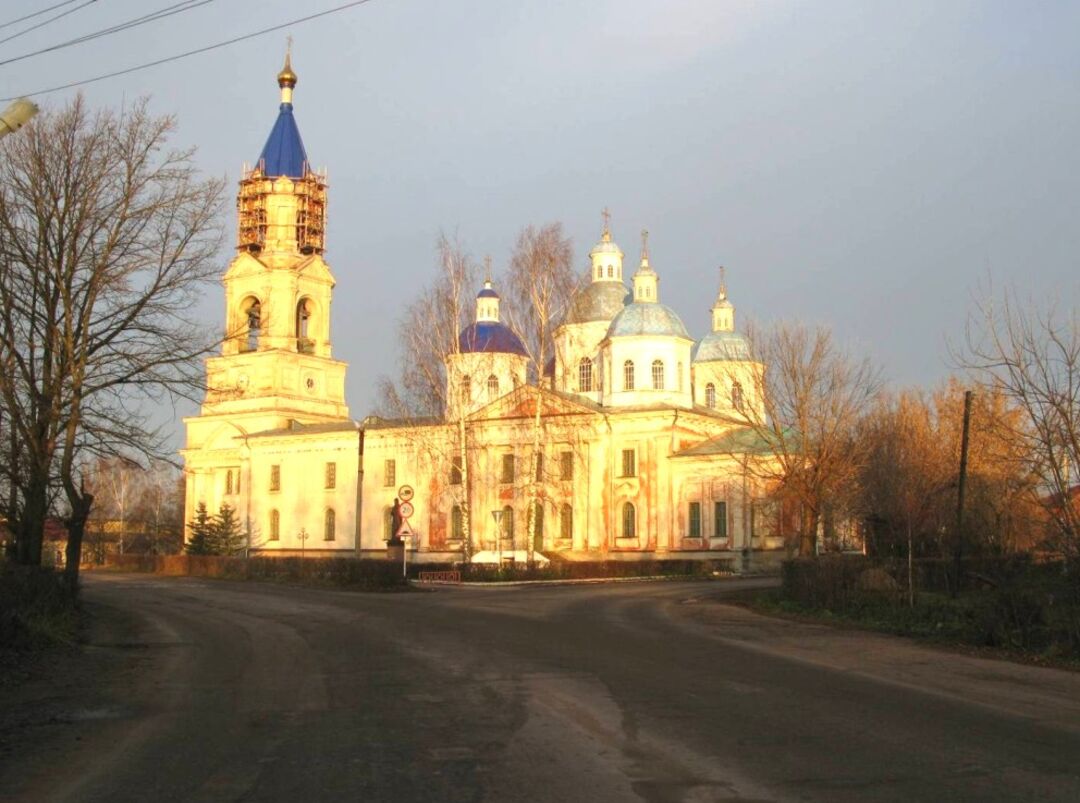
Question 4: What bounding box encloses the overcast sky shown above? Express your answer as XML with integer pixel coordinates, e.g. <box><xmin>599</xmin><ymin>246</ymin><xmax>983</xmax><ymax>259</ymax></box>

<box><xmin>4</xmin><ymin>0</ymin><xmax>1079</xmax><ymax>444</ymax></box>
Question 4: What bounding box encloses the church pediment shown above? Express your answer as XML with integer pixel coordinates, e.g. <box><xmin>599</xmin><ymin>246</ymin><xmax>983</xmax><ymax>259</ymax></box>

<box><xmin>223</xmin><ymin>250</ymin><xmax>267</xmax><ymax>281</ymax></box>
<box><xmin>295</xmin><ymin>255</ymin><xmax>335</xmax><ymax>285</ymax></box>
<box><xmin>468</xmin><ymin>385</ymin><xmax>597</xmax><ymax>422</ymax></box>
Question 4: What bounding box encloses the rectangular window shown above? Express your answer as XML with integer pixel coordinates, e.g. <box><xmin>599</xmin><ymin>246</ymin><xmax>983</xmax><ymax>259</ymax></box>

<box><xmin>270</xmin><ymin>465</ymin><xmax>281</xmax><ymax>492</ymax></box>
<box><xmin>225</xmin><ymin>469</ymin><xmax>233</xmax><ymax>496</ymax></box>
<box><xmin>384</xmin><ymin>459</ymin><xmax>396</xmax><ymax>488</ymax></box>
<box><xmin>559</xmin><ymin>451</ymin><xmax>573</xmax><ymax>481</ymax></box>
<box><xmin>621</xmin><ymin>449</ymin><xmax>636</xmax><ymax>478</ymax></box>
<box><xmin>714</xmin><ymin>501</ymin><xmax>728</xmax><ymax>539</ymax></box>
<box><xmin>689</xmin><ymin>502</ymin><xmax>702</xmax><ymax>538</ymax></box>
<box><xmin>269</xmin><ymin>510</ymin><xmax>280</xmax><ymax>540</ymax></box>
<box><xmin>325</xmin><ymin>462</ymin><xmax>337</xmax><ymax>490</ymax></box>
<box><xmin>500</xmin><ymin>454</ymin><xmax>515</xmax><ymax>484</ymax></box>
<box><xmin>450</xmin><ymin>456</ymin><xmax>462</xmax><ymax>485</ymax></box>
<box><xmin>534</xmin><ymin>449</ymin><xmax>543</xmax><ymax>482</ymax></box>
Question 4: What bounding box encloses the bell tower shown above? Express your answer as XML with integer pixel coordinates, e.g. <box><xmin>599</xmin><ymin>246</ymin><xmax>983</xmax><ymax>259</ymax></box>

<box><xmin>191</xmin><ymin>51</ymin><xmax>350</xmax><ymax>429</ymax></box>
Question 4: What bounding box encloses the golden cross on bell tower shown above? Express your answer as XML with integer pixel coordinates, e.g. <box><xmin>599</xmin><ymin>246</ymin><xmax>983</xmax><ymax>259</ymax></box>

<box><xmin>640</xmin><ymin>228</ymin><xmax>649</xmax><ymax>255</ymax></box>
<box><xmin>601</xmin><ymin>206</ymin><xmax>611</xmax><ymax>240</ymax></box>
<box><xmin>718</xmin><ymin>265</ymin><xmax>727</xmax><ymax>297</ymax></box>
<box><xmin>483</xmin><ymin>254</ymin><xmax>493</xmax><ymax>284</ymax></box>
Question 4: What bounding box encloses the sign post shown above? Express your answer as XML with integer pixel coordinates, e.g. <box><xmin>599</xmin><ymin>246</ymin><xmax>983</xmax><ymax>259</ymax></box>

<box><xmin>398</xmin><ymin>486</ymin><xmax>415</xmax><ymax>577</ymax></box>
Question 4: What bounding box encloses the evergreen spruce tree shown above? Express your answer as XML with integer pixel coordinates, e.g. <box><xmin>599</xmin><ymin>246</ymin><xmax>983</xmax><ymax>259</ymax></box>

<box><xmin>212</xmin><ymin>503</ymin><xmax>246</xmax><ymax>556</ymax></box>
<box><xmin>185</xmin><ymin>502</ymin><xmax>214</xmax><ymax>555</ymax></box>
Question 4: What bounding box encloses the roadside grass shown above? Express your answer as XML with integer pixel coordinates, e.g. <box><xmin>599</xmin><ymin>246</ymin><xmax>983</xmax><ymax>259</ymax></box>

<box><xmin>736</xmin><ymin>585</ymin><xmax>1080</xmax><ymax>670</ymax></box>
<box><xmin>0</xmin><ymin>563</ymin><xmax>79</xmax><ymax>654</ymax></box>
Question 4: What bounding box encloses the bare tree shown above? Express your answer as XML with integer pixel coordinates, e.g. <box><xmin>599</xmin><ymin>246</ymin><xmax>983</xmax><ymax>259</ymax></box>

<box><xmin>733</xmin><ymin>322</ymin><xmax>882</xmax><ymax>556</ymax></box>
<box><xmin>504</xmin><ymin>223</ymin><xmax>576</xmax><ymax>564</ymax></box>
<box><xmin>961</xmin><ymin>288</ymin><xmax>1080</xmax><ymax>562</ymax></box>
<box><xmin>377</xmin><ymin>232</ymin><xmax>483</xmax><ymax>561</ymax></box>
<box><xmin>0</xmin><ymin>96</ymin><xmax>224</xmax><ymax>581</ymax></box>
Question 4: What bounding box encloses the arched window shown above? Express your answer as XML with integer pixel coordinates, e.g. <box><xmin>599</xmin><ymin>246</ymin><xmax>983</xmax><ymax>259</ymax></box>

<box><xmin>607</xmin><ymin>265</ymin><xmax>614</xmax><ymax>278</ymax></box>
<box><xmin>622</xmin><ymin>502</ymin><xmax>636</xmax><ymax>539</ymax></box>
<box><xmin>560</xmin><ymin>504</ymin><xmax>573</xmax><ymax>541</ymax></box>
<box><xmin>269</xmin><ymin>509</ymin><xmax>280</xmax><ymax>541</ymax></box>
<box><xmin>242</xmin><ymin>298</ymin><xmax>261</xmax><ymax>352</ymax></box>
<box><xmin>623</xmin><ymin>360</ymin><xmax>635</xmax><ymax>391</ymax></box>
<box><xmin>324</xmin><ymin>508</ymin><xmax>336</xmax><ymax>541</ymax></box>
<box><xmin>461</xmin><ymin>375</ymin><xmax>471</xmax><ymax>403</ymax></box>
<box><xmin>732</xmin><ymin>381</ymin><xmax>744</xmax><ymax>411</ymax></box>
<box><xmin>502</xmin><ymin>505</ymin><xmax>514</xmax><ymax>544</ymax></box>
<box><xmin>651</xmin><ymin>359</ymin><xmax>664</xmax><ymax>390</ymax></box>
<box><xmin>578</xmin><ymin>358</ymin><xmax>593</xmax><ymax>392</ymax></box>
<box><xmin>487</xmin><ymin>374</ymin><xmax>500</xmax><ymax>399</ymax></box>
<box><xmin>705</xmin><ymin>383</ymin><xmax>716</xmax><ymax>409</ymax></box>
<box><xmin>451</xmin><ymin>505</ymin><xmax>463</xmax><ymax>540</ymax></box>
<box><xmin>296</xmin><ymin>299</ymin><xmax>314</xmax><ymax>352</ymax></box>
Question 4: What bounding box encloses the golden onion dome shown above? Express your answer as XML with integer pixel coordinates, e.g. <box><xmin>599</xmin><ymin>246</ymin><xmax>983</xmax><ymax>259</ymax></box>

<box><xmin>277</xmin><ymin>52</ymin><xmax>297</xmax><ymax>89</ymax></box>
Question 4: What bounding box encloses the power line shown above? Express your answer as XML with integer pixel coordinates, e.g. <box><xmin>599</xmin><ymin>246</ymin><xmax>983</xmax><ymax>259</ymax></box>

<box><xmin>0</xmin><ymin>1</ymin><xmax>216</xmax><ymax>69</ymax></box>
<box><xmin>2</xmin><ymin>0</ymin><xmax>376</xmax><ymax>101</ymax></box>
<box><xmin>0</xmin><ymin>0</ymin><xmax>99</xmax><ymax>47</ymax></box>
<box><xmin>0</xmin><ymin>0</ymin><xmax>79</xmax><ymax>32</ymax></box>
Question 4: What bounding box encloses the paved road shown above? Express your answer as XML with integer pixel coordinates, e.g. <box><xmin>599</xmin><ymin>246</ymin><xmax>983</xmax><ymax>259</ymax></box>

<box><xmin>4</xmin><ymin>574</ymin><xmax>1080</xmax><ymax>802</ymax></box>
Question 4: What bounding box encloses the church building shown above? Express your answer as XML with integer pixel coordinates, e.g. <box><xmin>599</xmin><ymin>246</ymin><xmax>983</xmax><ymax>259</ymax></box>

<box><xmin>181</xmin><ymin>57</ymin><xmax>788</xmax><ymax>561</ymax></box>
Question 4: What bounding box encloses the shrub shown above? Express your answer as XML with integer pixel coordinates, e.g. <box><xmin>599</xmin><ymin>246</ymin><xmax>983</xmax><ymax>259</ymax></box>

<box><xmin>0</xmin><ymin>563</ymin><xmax>79</xmax><ymax>650</ymax></box>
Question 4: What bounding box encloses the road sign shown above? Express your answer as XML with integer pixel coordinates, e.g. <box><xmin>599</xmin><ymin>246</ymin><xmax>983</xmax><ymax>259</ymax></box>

<box><xmin>399</xmin><ymin>501</ymin><xmax>414</xmax><ymax>519</ymax></box>
<box><xmin>396</xmin><ymin>519</ymin><xmax>414</xmax><ymax>537</ymax></box>
<box><xmin>398</xmin><ymin>485</ymin><xmax>414</xmax><ymax>502</ymax></box>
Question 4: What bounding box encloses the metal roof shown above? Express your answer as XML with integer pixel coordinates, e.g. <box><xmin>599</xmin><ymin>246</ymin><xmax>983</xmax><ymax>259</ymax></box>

<box><xmin>606</xmin><ymin>302</ymin><xmax>691</xmax><ymax>340</ymax></box>
<box><xmin>458</xmin><ymin>321</ymin><xmax>528</xmax><ymax>356</ymax></box>
<box><xmin>258</xmin><ymin>103</ymin><xmax>308</xmax><ymax>178</ymax></box>
<box><xmin>564</xmin><ymin>281</ymin><xmax>631</xmax><ymax>325</ymax></box>
<box><xmin>692</xmin><ymin>331</ymin><xmax>752</xmax><ymax>362</ymax></box>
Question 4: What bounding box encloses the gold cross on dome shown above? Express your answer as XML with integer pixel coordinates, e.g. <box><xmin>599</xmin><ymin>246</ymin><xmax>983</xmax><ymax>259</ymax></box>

<box><xmin>601</xmin><ymin>207</ymin><xmax>611</xmax><ymax>234</ymax></box>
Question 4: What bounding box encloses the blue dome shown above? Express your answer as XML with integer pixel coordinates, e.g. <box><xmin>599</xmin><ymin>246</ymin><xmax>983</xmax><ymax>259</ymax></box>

<box><xmin>458</xmin><ymin>322</ymin><xmax>528</xmax><ymax>357</ymax></box>
<box><xmin>693</xmin><ymin>331</ymin><xmax>752</xmax><ymax>362</ymax></box>
<box><xmin>258</xmin><ymin>103</ymin><xmax>308</xmax><ymax>178</ymax></box>
<box><xmin>477</xmin><ymin>287</ymin><xmax>499</xmax><ymax>299</ymax></box>
<box><xmin>606</xmin><ymin>303</ymin><xmax>691</xmax><ymax>340</ymax></box>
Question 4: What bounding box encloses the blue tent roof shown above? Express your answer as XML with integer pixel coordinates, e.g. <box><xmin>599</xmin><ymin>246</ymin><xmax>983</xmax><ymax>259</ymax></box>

<box><xmin>258</xmin><ymin>103</ymin><xmax>308</xmax><ymax>178</ymax></box>
<box><xmin>458</xmin><ymin>321</ymin><xmax>528</xmax><ymax>357</ymax></box>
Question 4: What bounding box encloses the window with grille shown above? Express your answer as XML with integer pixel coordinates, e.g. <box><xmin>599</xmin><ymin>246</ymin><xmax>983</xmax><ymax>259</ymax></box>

<box><xmin>502</xmin><ymin>505</ymin><xmax>514</xmax><ymax>540</ymax></box>
<box><xmin>269</xmin><ymin>509</ymin><xmax>280</xmax><ymax>540</ymax></box>
<box><xmin>487</xmin><ymin>374</ymin><xmax>499</xmax><ymax>399</ymax></box>
<box><xmin>622</xmin><ymin>502</ymin><xmax>636</xmax><ymax>539</ymax></box>
<box><xmin>623</xmin><ymin>360</ymin><xmax>635</xmax><ymax>391</ymax></box>
<box><xmin>225</xmin><ymin>469</ymin><xmax>234</xmax><ymax>495</ymax></box>
<box><xmin>560</xmin><ymin>451</ymin><xmax>573</xmax><ymax>481</ymax></box>
<box><xmin>651</xmin><ymin>359</ymin><xmax>664</xmax><ymax>390</ymax></box>
<box><xmin>450</xmin><ymin>456</ymin><xmax>463</xmax><ymax>485</ymax></box>
<box><xmin>732</xmin><ymin>381</ymin><xmax>744</xmax><ymax>411</ymax></box>
<box><xmin>384</xmin><ymin>459</ymin><xmax>396</xmax><ymax>487</ymax></box>
<box><xmin>270</xmin><ymin>465</ymin><xmax>280</xmax><ymax>492</ymax></box>
<box><xmin>578</xmin><ymin>358</ymin><xmax>593</xmax><ymax>392</ymax></box>
<box><xmin>689</xmin><ymin>502</ymin><xmax>702</xmax><ymax>538</ymax></box>
<box><xmin>324</xmin><ymin>508</ymin><xmax>336</xmax><ymax>541</ymax></box>
<box><xmin>714</xmin><ymin>501</ymin><xmax>728</xmax><ymax>539</ymax></box>
<box><xmin>705</xmin><ymin>383</ymin><xmax>716</xmax><ymax>409</ymax></box>
<box><xmin>451</xmin><ymin>505</ymin><xmax>463</xmax><ymax>540</ymax></box>
<box><xmin>500</xmin><ymin>454</ymin><xmax>515</xmax><ymax>484</ymax></box>
<box><xmin>621</xmin><ymin>449</ymin><xmax>636</xmax><ymax>478</ymax></box>
<box><xmin>325</xmin><ymin>462</ymin><xmax>336</xmax><ymax>489</ymax></box>
<box><xmin>560</xmin><ymin>504</ymin><xmax>573</xmax><ymax>541</ymax></box>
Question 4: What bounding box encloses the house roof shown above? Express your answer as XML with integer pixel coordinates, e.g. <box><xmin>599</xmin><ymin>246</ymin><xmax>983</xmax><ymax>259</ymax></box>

<box><xmin>247</xmin><ymin>420</ymin><xmax>358</xmax><ymax>439</ymax></box>
<box><xmin>672</xmin><ymin>427</ymin><xmax>779</xmax><ymax>457</ymax></box>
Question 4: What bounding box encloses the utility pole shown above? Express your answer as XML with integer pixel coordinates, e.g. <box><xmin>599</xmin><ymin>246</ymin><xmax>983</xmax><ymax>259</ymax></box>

<box><xmin>953</xmin><ymin>389</ymin><xmax>973</xmax><ymax>597</ymax></box>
